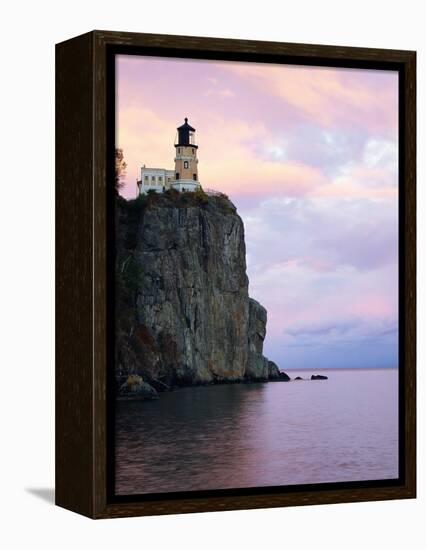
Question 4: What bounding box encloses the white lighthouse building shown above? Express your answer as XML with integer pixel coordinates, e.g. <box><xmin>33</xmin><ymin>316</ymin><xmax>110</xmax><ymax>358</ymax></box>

<box><xmin>137</xmin><ymin>118</ymin><xmax>201</xmax><ymax>195</ymax></box>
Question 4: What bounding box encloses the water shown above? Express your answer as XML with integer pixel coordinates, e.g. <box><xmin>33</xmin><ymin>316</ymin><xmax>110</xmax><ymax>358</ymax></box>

<box><xmin>115</xmin><ymin>368</ymin><xmax>398</xmax><ymax>495</ymax></box>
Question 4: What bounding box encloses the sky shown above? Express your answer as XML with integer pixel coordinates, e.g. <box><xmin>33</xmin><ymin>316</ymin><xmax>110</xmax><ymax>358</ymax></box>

<box><xmin>116</xmin><ymin>54</ymin><xmax>399</xmax><ymax>370</ymax></box>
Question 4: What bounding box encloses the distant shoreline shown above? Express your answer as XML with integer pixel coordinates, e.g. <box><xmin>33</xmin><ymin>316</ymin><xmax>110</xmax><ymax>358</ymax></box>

<box><xmin>283</xmin><ymin>366</ymin><xmax>398</xmax><ymax>372</ymax></box>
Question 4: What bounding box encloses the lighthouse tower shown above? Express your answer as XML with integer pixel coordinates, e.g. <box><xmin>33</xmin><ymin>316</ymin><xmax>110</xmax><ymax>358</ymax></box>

<box><xmin>172</xmin><ymin>118</ymin><xmax>200</xmax><ymax>192</ymax></box>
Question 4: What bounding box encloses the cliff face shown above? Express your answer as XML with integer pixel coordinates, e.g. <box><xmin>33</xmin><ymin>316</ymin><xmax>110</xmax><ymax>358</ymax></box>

<box><xmin>115</xmin><ymin>191</ymin><xmax>279</xmax><ymax>390</ymax></box>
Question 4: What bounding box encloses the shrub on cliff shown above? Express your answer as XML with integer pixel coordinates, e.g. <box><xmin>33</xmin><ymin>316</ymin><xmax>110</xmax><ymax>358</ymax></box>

<box><xmin>120</xmin><ymin>193</ymin><xmax>148</xmax><ymax>212</ymax></box>
<box><xmin>117</xmin><ymin>188</ymin><xmax>237</xmax><ymax>215</ymax></box>
<box><xmin>193</xmin><ymin>187</ymin><xmax>209</xmax><ymax>204</ymax></box>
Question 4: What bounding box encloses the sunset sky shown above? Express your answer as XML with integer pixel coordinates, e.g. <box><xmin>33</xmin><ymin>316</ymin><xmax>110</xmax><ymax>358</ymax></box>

<box><xmin>116</xmin><ymin>54</ymin><xmax>399</xmax><ymax>370</ymax></box>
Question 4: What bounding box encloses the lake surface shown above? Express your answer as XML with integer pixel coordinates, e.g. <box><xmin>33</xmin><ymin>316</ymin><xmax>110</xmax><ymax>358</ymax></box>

<box><xmin>115</xmin><ymin>368</ymin><xmax>398</xmax><ymax>495</ymax></box>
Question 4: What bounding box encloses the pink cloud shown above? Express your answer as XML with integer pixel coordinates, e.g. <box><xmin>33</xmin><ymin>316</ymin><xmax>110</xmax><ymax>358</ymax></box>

<box><xmin>312</xmin><ymin>182</ymin><xmax>398</xmax><ymax>200</ymax></box>
<box><xmin>116</xmin><ymin>56</ymin><xmax>398</xmax><ymax>203</ymax></box>
<box><xmin>348</xmin><ymin>295</ymin><xmax>395</xmax><ymax>318</ymax></box>
<box><xmin>222</xmin><ymin>63</ymin><xmax>398</xmax><ymax>135</ymax></box>
<box><xmin>117</xmin><ymin>103</ymin><xmax>328</xmax><ymax>199</ymax></box>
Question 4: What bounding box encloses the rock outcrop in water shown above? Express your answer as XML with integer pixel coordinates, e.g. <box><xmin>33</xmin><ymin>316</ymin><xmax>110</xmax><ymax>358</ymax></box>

<box><xmin>119</xmin><ymin>374</ymin><xmax>159</xmax><ymax>400</ymax></box>
<box><xmin>115</xmin><ymin>190</ymin><xmax>286</xmax><ymax>394</ymax></box>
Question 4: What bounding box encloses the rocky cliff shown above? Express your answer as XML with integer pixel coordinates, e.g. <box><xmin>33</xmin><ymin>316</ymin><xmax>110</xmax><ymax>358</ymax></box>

<box><xmin>115</xmin><ymin>190</ymin><xmax>283</xmax><ymax>395</ymax></box>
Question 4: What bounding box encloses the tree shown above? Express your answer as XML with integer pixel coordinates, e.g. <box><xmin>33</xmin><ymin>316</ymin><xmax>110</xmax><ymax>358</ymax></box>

<box><xmin>115</xmin><ymin>148</ymin><xmax>127</xmax><ymax>193</ymax></box>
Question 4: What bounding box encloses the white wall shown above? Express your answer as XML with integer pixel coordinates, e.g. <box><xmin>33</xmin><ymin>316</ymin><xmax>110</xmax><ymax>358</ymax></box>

<box><xmin>0</xmin><ymin>1</ymin><xmax>424</xmax><ymax>549</ymax></box>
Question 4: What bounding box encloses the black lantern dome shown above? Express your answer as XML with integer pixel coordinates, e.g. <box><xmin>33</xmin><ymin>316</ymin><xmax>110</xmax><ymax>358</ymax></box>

<box><xmin>175</xmin><ymin>117</ymin><xmax>198</xmax><ymax>148</ymax></box>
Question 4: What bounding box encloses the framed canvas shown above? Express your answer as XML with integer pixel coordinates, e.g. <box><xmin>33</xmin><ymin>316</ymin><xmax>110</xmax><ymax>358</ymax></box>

<box><xmin>55</xmin><ymin>30</ymin><xmax>416</xmax><ymax>519</ymax></box>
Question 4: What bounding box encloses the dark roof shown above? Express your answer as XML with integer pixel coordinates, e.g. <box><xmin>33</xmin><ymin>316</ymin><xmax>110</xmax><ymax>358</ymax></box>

<box><xmin>177</xmin><ymin>117</ymin><xmax>195</xmax><ymax>132</ymax></box>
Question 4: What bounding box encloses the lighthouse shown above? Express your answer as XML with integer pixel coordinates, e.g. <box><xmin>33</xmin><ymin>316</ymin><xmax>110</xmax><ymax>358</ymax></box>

<box><xmin>172</xmin><ymin>118</ymin><xmax>200</xmax><ymax>192</ymax></box>
<box><xmin>138</xmin><ymin>117</ymin><xmax>201</xmax><ymax>194</ymax></box>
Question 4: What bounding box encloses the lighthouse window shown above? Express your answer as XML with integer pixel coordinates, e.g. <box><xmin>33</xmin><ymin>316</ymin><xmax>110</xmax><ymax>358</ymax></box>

<box><xmin>184</xmin><ymin>161</ymin><xmax>189</xmax><ymax>169</ymax></box>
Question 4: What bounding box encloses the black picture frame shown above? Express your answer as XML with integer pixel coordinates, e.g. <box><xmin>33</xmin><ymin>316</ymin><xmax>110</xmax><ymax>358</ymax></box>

<box><xmin>56</xmin><ymin>30</ymin><xmax>416</xmax><ymax>519</ymax></box>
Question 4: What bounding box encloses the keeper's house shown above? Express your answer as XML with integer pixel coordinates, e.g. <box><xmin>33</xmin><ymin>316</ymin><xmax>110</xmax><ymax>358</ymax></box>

<box><xmin>137</xmin><ymin>118</ymin><xmax>201</xmax><ymax>194</ymax></box>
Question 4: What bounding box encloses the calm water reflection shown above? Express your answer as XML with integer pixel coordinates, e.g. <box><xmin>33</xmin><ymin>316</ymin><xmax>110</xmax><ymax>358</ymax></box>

<box><xmin>115</xmin><ymin>369</ymin><xmax>398</xmax><ymax>495</ymax></box>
